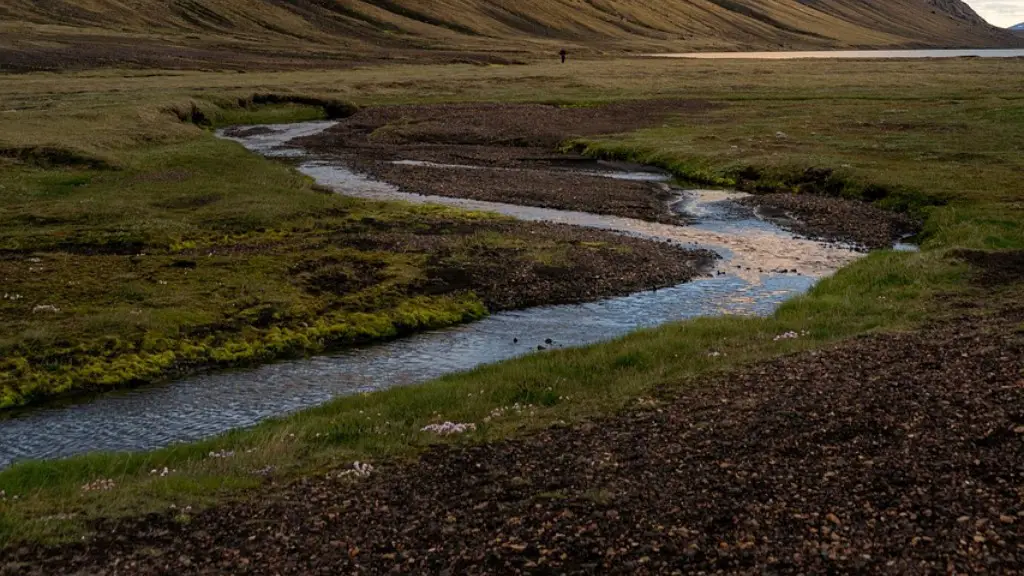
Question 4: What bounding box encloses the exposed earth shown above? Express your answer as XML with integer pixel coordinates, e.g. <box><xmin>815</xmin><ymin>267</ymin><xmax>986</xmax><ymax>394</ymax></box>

<box><xmin>297</xmin><ymin>101</ymin><xmax>713</xmax><ymax>224</ymax></box>
<box><xmin>299</xmin><ymin>101</ymin><xmax>919</xmax><ymax>247</ymax></box>
<box><xmin>6</xmin><ymin>286</ymin><xmax>1022</xmax><ymax>574</ymax></box>
<box><xmin>330</xmin><ymin>217</ymin><xmax>717</xmax><ymax>312</ymax></box>
<box><xmin>739</xmin><ymin>193</ymin><xmax>920</xmax><ymax>250</ymax></box>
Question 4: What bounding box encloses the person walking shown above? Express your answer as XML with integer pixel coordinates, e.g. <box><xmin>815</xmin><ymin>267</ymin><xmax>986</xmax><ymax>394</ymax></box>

<box><xmin>559</xmin><ymin>48</ymin><xmax>568</xmax><ymax>63</ymax></box>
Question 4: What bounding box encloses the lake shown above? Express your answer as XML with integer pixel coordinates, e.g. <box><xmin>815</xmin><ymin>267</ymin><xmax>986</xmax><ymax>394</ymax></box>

<box><xmin>648</xmin><ymin>49</ymin><xmax>1024</xmax><ymax>60</ymax></box>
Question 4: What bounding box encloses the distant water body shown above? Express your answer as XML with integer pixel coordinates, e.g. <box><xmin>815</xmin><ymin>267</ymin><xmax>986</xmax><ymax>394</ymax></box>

<box><xmin>649</xmin><ymin>49</ymin><xmax>1024</xmax><ymax>60</ymax></box>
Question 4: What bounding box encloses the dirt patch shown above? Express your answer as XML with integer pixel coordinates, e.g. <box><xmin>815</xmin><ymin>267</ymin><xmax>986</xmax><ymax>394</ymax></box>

<box><xmin>416</xmin><ymin>222</ymin><xmax>716</xmax><ymax>310</ymax></box>
<box><xmin>739</xmin><ymin>193</ymin><xmax>920</xmax><ymax>250</ymax></box>
<box><xmin>10</xmin><ymin>307</ymin><xmax>1024</xmax><ymax>574</ymax></box>
<box><xmin>369</xmin><ymin>163</ymin><xmax>680</xmax><ymax>224</ymax></box>
<box><xmin>307</xmin><ymin>101</ymin><xmax>715</xmax><ymax>151</ymax></box>
<box><xmin>953</xmin><ymin>249</ymin><xmax>1024</xmax><ymax>286</ymax></box>
<box><xmin>331</xmin><ymin>217</ymin><xmax>716</xmax><ymax>311</ymax></box>
<box><xmin>291</xmin><ymin>256</ymin><xmax>390</xmax><ymax>297</ymax></box>
<box><xmin>298</xmin><ymin>101</ymin><xmax>716</xmax><ymax>223</ymax></box>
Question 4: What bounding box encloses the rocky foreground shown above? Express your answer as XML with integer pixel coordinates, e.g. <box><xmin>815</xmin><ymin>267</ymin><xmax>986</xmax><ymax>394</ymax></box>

<box><xmin>6</xmin><ymin>266</ymin><xmax>1024</xmax><ymax>573</ymax></box>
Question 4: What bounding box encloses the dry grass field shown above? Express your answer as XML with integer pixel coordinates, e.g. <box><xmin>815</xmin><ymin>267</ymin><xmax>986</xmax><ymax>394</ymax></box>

<box><xmin>1</xmin><ymin>0</ymin><xmax>1018</xmax><ymax>71</ymax></box>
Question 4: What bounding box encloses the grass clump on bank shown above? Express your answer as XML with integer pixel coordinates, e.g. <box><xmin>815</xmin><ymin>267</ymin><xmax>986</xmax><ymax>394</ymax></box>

<box><xmin>164</xmin><ymin>93</ymin><xmax>359</xmax><ymax>128</ymax></box>
<box><xmin>0</xmin><ymin>57</ymin><xmax>1022</xmax><ymax>545</ymax></box>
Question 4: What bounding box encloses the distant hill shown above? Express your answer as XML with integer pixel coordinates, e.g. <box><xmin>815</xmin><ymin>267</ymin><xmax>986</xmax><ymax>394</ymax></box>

<box><xmin>0</xmin><ymin>0</ymin><xmax>1020</xmax><ymax>71</ymax></box>
<box><xmin>1011</xmin><ymin>22</ymin><xmax>1024</xmax><ymax>33</ymax></box>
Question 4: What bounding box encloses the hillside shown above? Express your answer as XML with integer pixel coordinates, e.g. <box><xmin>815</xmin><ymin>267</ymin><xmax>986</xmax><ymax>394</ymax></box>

<box><xmin>0</xmin><ymin>0</ymin><xmax>1020</xmax><ymax>70</ymax></box>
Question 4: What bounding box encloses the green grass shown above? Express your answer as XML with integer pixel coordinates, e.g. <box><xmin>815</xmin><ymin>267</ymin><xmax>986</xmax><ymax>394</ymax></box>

<box><xmin>1</xmin><ymin>57</ymin><xmax>1022</xmax><ymax>544</ymax></box>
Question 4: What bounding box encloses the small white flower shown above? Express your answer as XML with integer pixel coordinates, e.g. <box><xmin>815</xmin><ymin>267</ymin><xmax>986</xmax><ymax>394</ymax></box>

<box><xmin>81</xmin><ymin>479</ymin><xmax>116</xmax><ymax>492</ymax></box>
<box><xmin>331</xmin><ymin>461</ymin><xmax>374</xmax><ymax>479</ymax></box>
<box><xmin>421</xmin><ymin>422</ymin><xmax>477</xmax><ymax>436</ymax></box>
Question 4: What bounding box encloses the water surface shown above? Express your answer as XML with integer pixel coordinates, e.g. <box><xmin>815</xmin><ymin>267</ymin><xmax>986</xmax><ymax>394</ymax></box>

<box><xmin>649</xmin><ymin>49</ymin><xmax>1024</xmax><ymax>60</ymax></box>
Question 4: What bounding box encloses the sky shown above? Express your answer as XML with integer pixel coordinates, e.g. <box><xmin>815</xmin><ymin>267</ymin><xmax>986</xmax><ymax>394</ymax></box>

<box><xmin>966</xmin><ymin>0</ymin><xmax>1024</xmax><ymax>27</ymax></box>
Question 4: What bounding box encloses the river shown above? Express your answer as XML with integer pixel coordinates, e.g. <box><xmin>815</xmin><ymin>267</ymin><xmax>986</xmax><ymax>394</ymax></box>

<box><xmin>0</xmin><ymin>121</ymin><xmax>872</xmax><ymax>469</ymax></box>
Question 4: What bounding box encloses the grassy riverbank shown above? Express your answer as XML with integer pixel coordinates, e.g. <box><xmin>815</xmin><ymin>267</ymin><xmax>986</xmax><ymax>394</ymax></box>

<box><xmin>1</xmin><ymin>58</ymin><xmax>1022</xmax><ymax>545</ymax></box>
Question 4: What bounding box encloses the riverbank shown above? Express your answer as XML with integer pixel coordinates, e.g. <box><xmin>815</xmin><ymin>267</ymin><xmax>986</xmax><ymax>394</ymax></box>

<box><xmin>7</xmin><ymin>292</ymin><xmax>1022</xmax><ymax>573</ymax></box>
<box><xmin>1</xmin><ymin>57</ymin><xmax>1022</xmax><ymax>550</ymax></box>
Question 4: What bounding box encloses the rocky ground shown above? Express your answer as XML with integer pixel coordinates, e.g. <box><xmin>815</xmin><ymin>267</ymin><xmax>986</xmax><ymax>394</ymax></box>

<box><xmin>298</xmin><ymin>101</ymin><xmax>716</xmax><ymax>224</ymax></box>
<box><xmin>299</xmin><ymin>102</ymin><xmax>920</xmax><ymax>246</ymax></box>
<box><xmin>7</xmin><ymin>256</ymin><xmax>1024</xmax><ymax>574</ymax></box>
<box><xmin>361</xmin><ymin>218</ymin><xmax>717</xmax><ymax>311</ymax></box>
<box><xmin>739</xmin><ymin>194</ymin><xmax>920</xmax><ymax>250</ymax></box>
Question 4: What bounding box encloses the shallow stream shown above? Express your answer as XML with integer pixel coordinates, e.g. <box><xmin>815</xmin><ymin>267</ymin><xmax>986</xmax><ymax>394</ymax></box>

<box><xmin>0</xmin><ymin>122</ymin><xmax>869</xmax><ymax>469</ymax></box>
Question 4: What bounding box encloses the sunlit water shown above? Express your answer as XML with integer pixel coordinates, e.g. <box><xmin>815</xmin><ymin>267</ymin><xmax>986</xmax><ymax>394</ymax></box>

<box><xmin>0</xmin><ymin>122</ymin><xmax>870</xmax><ymax>469</ymax></box>
<box><xmin>649</xmin><ymin>49</ymin><xmax>1024</xmax><ymax>59</ymax></box>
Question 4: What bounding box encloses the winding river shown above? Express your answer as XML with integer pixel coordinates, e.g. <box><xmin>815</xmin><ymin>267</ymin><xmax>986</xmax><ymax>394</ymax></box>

<box><xmin>0</xmin><ymin>122</ymin><xmax>874</xmax><ymax>470</ymax></box>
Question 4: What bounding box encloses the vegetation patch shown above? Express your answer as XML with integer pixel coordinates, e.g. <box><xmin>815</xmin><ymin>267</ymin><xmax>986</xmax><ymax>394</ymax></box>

<box><xmin>244</xmin><ymin>94</ymin><xmax>360</xmax><ymax>120</ymax></box>
<box><xmin>164</xmin><ymin>94</ymin><xmax>358</xmax><ymax>128</ymax></box>
<box><xmin>0</xmin><ymin>147</ymin><xmax>116</xmax><ymax>170</ymax></box>
<box><xmin>569</xmin><ymin>140</ymin><xmax>945</xmax><ymax>216</ymax></box>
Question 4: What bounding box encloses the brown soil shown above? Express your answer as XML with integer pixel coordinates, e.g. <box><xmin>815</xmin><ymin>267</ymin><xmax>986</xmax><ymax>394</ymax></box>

<box><xmin>331</xmin><ymin>216</ymin><xmax>717</xmax><ymax>311</ymax></box>
<box><xmin>370</xmin><ymin>163</ymin><xmax>680</xmax><ymax>224</ymax></box>
<box><xmin>298</xmin><ymin>101</ymin><xmax>717</xmax><ymax>223</ymax></box>
<box><xmin>299</xmin><ymin>103</ymin><xmax>919</xmax><ymax>246</ymax></box>
<box><xmin>8</xmin><ymin>305</ymin><xmax>1024</xmax><ymax>574</ymax></box>
<box><xmin>739</xmin><ymin>193</ymin><xmax>920</xmax><ymax>250</ymax></box>
<box><xmin>953</xmin><ymin>249</ymin><xmax>1024</xmax><ymax>286</ymax></box>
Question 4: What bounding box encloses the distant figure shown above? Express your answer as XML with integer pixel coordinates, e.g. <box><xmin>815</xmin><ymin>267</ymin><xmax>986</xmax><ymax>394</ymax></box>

<box><xmin>560</xmin><ymin>49</ymin><xmax>568</xmax><ymax>64</ymax></box>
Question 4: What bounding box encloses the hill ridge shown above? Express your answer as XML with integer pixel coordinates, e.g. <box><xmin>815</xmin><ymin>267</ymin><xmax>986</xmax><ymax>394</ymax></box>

<box><xmin>0</xmin><ymin>0</ymin><xmax>1020</xmax><ymax>71</ymax></box>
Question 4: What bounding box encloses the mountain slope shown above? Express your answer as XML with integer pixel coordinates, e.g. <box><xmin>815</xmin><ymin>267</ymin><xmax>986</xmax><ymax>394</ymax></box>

<box><xmin>0</xmin><ymin>0</ymin><xmax>1019</xmax><ymax>71</ymax></box>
